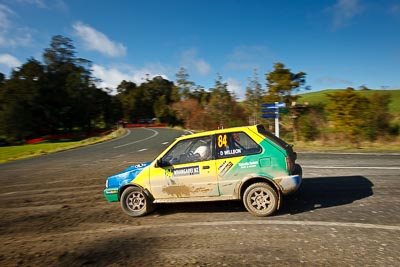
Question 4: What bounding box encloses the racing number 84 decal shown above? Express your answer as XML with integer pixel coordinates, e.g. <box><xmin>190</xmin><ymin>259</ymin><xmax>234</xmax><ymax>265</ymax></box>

<box><xmin>217</xmin><ymin>134</ymin><xmax>242</xmax><ymax>157</ymax></box>
<box><xmin>217</xmin><ymin>134</ymin><xmax>227</xmax><ymax>148</ymax></box>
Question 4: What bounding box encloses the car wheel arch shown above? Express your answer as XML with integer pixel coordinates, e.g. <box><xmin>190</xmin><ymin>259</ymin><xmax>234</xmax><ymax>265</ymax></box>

<box><xmin>238</xmin><ymin>176</ymin><xmax>282</xmax><ymax>210</ymax></box>
<box><xmin>118</xmin><ymin>183</ymin><xmax>154</xmax><ymax>202</ymax></box>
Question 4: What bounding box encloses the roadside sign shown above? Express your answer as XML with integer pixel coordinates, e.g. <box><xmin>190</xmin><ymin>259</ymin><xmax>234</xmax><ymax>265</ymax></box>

<box><xmin>261</xmin><ymin>102</ymin><xmax>286</xmax><ymax>108</ymax></box>
<box><xmin>261</xmin><ymin>108</ymin><xmax>277</xmax><ymax>112</ymax></box>
<box><xmin>261</xmin><ymin>103</ymin><xmax>276</xmax><ymax>108</ymax></box>
<box><xmin>261</xmin><ymin>102</ymin><xmax>286</xmax><ymax>138</ymax></box>
<box><xmin>262</xmin><ymin>108</ymin><xmax>289</xmax><ymax>113</ymax></box>
<box><xmin>276</xmin><ymin>102</ymin><xmax>286</xmax><ymax>108</ymax></box>
<box><xmin>262</xmin><ymin>114</ymin><xmax>278</xmax><ymax>119</ymax></box>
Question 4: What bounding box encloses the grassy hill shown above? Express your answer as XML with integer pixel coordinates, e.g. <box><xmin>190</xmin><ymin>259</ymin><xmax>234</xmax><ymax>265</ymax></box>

<box><xmin>296</xmin><ymin>89</ymin><xmax>400</xmax><ymax>113</ymax></box>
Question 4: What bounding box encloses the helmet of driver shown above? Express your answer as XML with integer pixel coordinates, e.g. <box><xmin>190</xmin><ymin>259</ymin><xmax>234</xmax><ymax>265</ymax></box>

<box><xmin>194</xmin><ymin>145</ymin><xmax>210</xmax><ymax>160</ymax></box>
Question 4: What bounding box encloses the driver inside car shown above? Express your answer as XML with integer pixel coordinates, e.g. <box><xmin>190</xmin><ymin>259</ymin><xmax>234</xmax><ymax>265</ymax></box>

<box><xmin>193</xmin><ymin>145</ymin><xmax>210</xmax><ymax>161</ymax></box>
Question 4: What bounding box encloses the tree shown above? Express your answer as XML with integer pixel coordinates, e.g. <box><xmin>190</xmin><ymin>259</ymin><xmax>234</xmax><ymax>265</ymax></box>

<box><xmin>116</xmin><ymin>80</ymin><xmax>137</xmax><ymax>121</ymax></box>
<box><xmin>264</xmin><ymin>62</ymin><xmax>307</xmax><ymax>104</ymax></box>
<box><xmin>117</xmin><ymin>76</ymin><xmax>179</xmax><ymax>124</ymax></box>
<box><xmin>188</xmin><ymin>85</ymin><xmax>210</xmax><ymax>106</ymax></box>
<box><xmin>0</xmin><ymin>73</ymin><xmax>5</xmax><ymax>86</ymax></box>
<box><xmin>175</xmin><ymin>67</ymin><xmax>195</xmax><ymax>100</ymax></box>
<box><xmin>117</xmin><ymin>80</ymin><xmax>137</xmax><ymax>95</ymax></box>
<box><xmin>244</xmin><ymin>69</ymin><xmax>265</xmax><ymax>125</ymax></box>
<box><xmin>172</xmin><ymin>98</ymin><xmax>209</xmax><ymax>129</ymax></box>
<box><xmin>325</xmin><ymin>88</ymin><xmax>372</xmax><ymax>144</ymax></box>
<box><xmin>205</xmin><ymin>74</ymin><xmax>235</xmax><ymax>129</ymax></box>
<box><xmin>367</xmin><ymin>92</ymin><xmax>391</xmax><ymax>138</ymax></box>
<box><xmin>0</xmin><ymin>35</ymin><xmax>116</xmax><ymax>142</ymax></box>
<box><xmin>0</xmin><ymin>59</ymin><xmax>47</xmax><ymax>141</ymax></box>
<box><xmin>43</xmin><ymin>35</ymin><xmax>76</xmax><ymax>68</ymax></box>
<box><xmin>297</xmin><ymin>104</ymin><xmax>325</xmax><ymax>141</ymax></box>
<box><xmin>41</xmin><ymin>35</ymin><xmax>107</xmax><ymax>132</ymax></box>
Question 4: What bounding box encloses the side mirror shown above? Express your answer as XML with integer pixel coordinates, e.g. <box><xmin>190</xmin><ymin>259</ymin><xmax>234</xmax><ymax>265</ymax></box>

<box><xmin>156</xmin><ymin>159</ymin><xmax>164</xmax><ymax>168</ymax></box>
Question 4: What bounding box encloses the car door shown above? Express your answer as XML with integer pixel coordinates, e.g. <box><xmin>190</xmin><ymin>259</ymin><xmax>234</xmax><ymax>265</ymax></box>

<box><xmin>215</xmin><ymin>131</ymin><xmax>263</xmax><ymax>196</ymax></box>
<box><xmin>149</xmin><ymin>135</ymin><xmax>219</xmax><ymax>199</ymax></box>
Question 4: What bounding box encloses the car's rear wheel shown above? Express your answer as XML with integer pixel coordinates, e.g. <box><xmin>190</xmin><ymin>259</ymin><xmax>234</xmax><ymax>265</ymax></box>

<box><xmin>120</xmin><ymin>187</ymin><xmax>154</xmax><ymax>217</ymax></box>
<box><xmin>243</xmin><ymin>182</ymin><xmax>278</xmax><ymax>217</ymax></box>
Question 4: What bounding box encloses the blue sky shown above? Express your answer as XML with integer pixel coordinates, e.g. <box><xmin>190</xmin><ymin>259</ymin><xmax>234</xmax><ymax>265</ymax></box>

<box><xmin>0</xmin><ymin>0</ymin><xmax>399</xmax><ymax>99</ymax></box>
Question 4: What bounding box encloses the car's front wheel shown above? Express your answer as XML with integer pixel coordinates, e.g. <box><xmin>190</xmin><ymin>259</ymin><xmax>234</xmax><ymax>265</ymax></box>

<box><xmin>243</xmin><ymin>182</ymin><xmax>278</xmax><ymax>217</ymax></box>
<box><xmin>120</xmin><ymin>187</ymin><xmax>155</xmax><ymax>217</ymax></box>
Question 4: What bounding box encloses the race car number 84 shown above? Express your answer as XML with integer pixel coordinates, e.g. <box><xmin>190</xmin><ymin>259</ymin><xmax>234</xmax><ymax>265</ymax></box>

<box><xmin>217</xmin><ymin>134</ymin><xmax>227</xmax><ymax>148</ymax></box>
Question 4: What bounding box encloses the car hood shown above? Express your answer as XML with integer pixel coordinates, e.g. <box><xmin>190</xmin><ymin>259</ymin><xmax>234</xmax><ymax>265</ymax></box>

<box><xmin>107</xmin><ymin>162</ymin><xmax>151</xmax><ymax>188</ymax></box>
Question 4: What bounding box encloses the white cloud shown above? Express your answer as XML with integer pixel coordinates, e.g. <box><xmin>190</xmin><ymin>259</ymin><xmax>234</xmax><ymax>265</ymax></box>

<box><xmin>180</xmin><ymin>48</ymin><xmax>211</xmax><ymax>75</ymax></box>
<box><xmin>389</xmin><ymin>4</ymin><xmax>400</xmax><ymax>15</ymax></box>
<box><xmin>0</xmin><ymin>4</ymin><xmax>33</xmax><ymax>48</ymax></box>
<box><xmin>14</xmin><ymin>0</ymin><xmax>68</xmax><ymax>12</ymax></box>
<box><xmin>73</xmin><ymin>22</ymin><xmax>127</xmax><ymax>57</ymax></box>
<box><xmin>0</xmin><ymin>31</ymin><xmax>33</xmax><ymax>48</ymax></box>
<box><xmin>193</xmin><ymin>59</ymin><xmax>211</xmax><ymax>75</ymax></box>
<box><xmin>226</xmin><ymin>78</ymin><xmax>244</xmax><ymax>100</ymax></box>
<box><xmin>225</xmin><ymin>45</ymin><xmax>275</xmax><ymax>71</ymax></box>
<box><xmin>0</xmin><ymin>4</ymin><xmax>14</xmax><ymax>31</ymax></box>
<box><xmin>229</xmin><ymin>45</ymin><xmax>272</xmax><ymax>61</ymax></box>
<box><xmin>0</xmin><ymin>54</ymin><xmax>22</xmax><ymax>69</ymax></box>
<box><xmin>328</xmin><ymin>0</ymin><xmax>364</xmax><ymax>29</ymax></box>
<box><xmin>14</xmin><ymin>0</ymin><xmax>47</xmax><ymax>8</ymax></box>
<box><xmin>92</xmin><ymin>64</ymin><xmax>169</xmax><ymax>94</ymax></box>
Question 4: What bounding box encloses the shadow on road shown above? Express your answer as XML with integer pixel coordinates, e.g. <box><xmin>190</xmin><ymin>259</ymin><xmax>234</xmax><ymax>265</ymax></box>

<box><xmin>280</xmin><ymin>175</ymin><xmax>374</xmax><ymax>215</ymax></box>
<box><xmin>153</xmin><ymin>175</ymin><xmax>374</xmax><ymax>216</ymax></box>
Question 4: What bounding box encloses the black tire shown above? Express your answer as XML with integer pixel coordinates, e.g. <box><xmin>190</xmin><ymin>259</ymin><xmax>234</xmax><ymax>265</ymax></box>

<box><xmin>243</xmin><ymin>182</ymin><xmax>278</xmax><ymax>217</ymax></box>
<box><xmin>120</xmin><ymin>187</ymin><xmax>155</xmax><ymax>217</ymax></box>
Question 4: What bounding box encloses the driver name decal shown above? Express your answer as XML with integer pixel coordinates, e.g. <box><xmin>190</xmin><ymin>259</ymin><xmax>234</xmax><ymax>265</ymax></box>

<box><xmin>219</xmin><ymin>148</ymin><xmax>242</xmax><ymax>156</ymax></box>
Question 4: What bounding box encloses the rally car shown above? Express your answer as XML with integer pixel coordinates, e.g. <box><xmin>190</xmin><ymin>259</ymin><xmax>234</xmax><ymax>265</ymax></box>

<box><xmin>103</xmin><ymin>124</ymin><xmax>302</xmax><ymax>217</ymax></box>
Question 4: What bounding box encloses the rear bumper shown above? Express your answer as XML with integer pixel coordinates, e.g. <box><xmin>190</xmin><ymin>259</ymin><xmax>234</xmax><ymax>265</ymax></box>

<box><xmin>274</xmin><ymin>174</ymin><xmax>302</xmax><ymax>195</ymax></box>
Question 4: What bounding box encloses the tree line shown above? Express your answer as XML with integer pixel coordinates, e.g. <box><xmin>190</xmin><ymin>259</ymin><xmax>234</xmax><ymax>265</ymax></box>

<box><xmin>0</xmin><ymin>35</ymin><xmax>397</xmax><ymax>145</ymax></box>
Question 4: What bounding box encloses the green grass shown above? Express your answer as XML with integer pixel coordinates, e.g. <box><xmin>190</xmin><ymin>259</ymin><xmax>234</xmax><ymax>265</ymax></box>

<box><xmin>0</xmin><ymin>128</ymin><xmax>126</xmax><ymax>163</ymax></box>
<box><xmin>297</xmin><ymin>89</ymin><xmax>400</xmax><ymax>113</ymax></box>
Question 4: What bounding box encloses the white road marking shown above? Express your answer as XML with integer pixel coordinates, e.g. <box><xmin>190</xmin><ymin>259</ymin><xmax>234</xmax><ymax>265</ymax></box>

<box><xmin>174</xmin><ymin>220</ymin><xmax>400</xmax><ymax>231</ymax></box>
<box><xmin>137</xmin><ymin>149</ymin><xmax>147</xmax><ymax>152</ymax></box>
<box><xmin>55</xmin><ymin>220</ymin><xmax>400</xmax><ymax>234</ymax></box>
<box><xmin>161</xmin><ymin>142</ymin><xmax>169</xmax><ymax>145</ymax></box>
<box><xmin>114</xmin><ymin>128</ymin><xmax>159</xmax><ymax>148</ymax></box>
<box><xmin>83</xmin><ymin>128</ymin><xmax>132</xmax><ymax>148</ymax></box>
<box><xmin>303</xmin><ymin>165</ymin><xmax>400</xmax><ymax>170</ymax></box>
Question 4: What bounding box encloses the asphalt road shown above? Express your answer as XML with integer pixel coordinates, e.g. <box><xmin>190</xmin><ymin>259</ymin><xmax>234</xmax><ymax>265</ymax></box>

<box><xmin>0</xmin><ymin>127</ymin><xmax>399</xmax><ymax>266</ymax></box>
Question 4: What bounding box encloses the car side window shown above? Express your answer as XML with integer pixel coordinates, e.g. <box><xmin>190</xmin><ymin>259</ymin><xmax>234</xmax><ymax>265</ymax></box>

<box><xmin>161</xmin><ymin>136</ymin><xmax>213</xmax><ymax>166</ymax></box>
<box><xmin>216</xmin><ymin>132</ymin><xmax>261</xmax><ymax>159</ymax></box>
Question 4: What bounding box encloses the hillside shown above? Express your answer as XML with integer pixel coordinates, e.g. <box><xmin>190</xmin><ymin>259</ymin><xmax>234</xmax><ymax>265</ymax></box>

<box><xmin>296</xmin><ymin>89</ymin><xmax>400</xmax><ymax>113</ymax></box>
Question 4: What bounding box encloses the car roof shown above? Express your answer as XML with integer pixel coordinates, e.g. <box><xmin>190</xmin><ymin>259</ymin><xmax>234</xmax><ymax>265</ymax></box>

<box><xmin>177</xmin><ymin>125</ymin><xmax>259</xmax><ymax>141</ymax></box>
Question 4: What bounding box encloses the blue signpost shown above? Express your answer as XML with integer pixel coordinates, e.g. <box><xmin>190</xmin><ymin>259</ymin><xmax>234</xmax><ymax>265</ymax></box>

<box><xmin>261</xmin><ymin>114</ymin><xmax>278</xmax><ymax>119</ymax></box>
<box><xmin>261</xmin><ymin>102</ymin><xmax>286</xmax><ymax>137</ymax></box>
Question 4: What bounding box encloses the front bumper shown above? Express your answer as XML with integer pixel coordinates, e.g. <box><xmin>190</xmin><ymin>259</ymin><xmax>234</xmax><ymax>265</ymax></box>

<box><xmin>104</xmin><ymin>188</ymin><xmax>119</xmax><ymax>202</ymax></box>
<box><xmin>274</xmin><ymin>174</ymin><xmax>302</xmax><ymax>195</ymax></box>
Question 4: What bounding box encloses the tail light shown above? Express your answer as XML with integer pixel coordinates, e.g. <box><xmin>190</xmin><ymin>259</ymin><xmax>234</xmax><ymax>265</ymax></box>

<box><xmin>286</xmin><ymin>156</ymin><xmax>295</xmax><ymax>174</ymax></box>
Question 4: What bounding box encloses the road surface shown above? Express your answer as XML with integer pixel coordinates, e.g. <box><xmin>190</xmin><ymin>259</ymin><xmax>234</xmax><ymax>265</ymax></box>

<box><xmin>0</xmin><ymin>127</ymin><xmax>399</xmax><ymax>266</ymax></box>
